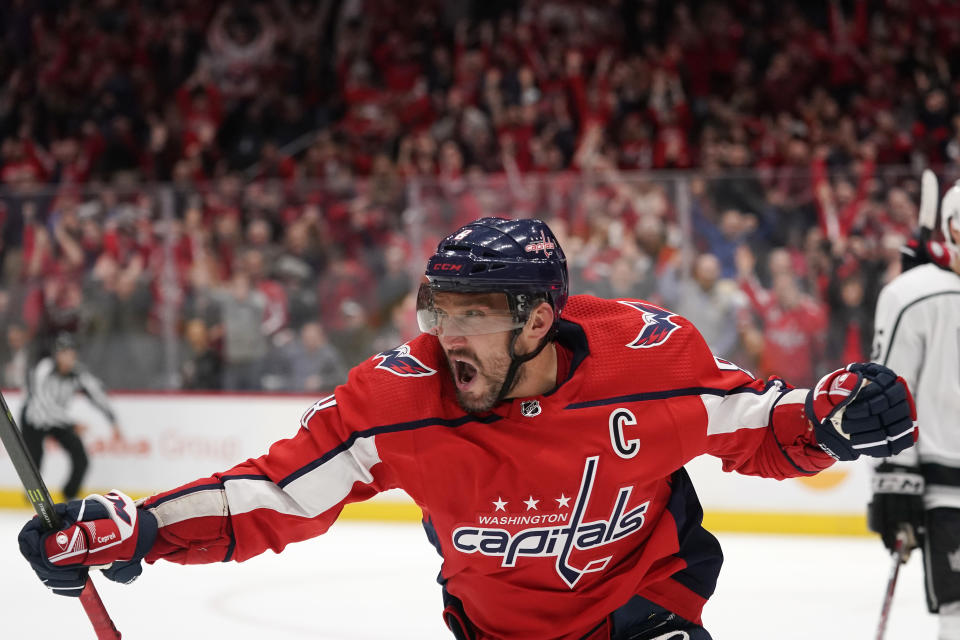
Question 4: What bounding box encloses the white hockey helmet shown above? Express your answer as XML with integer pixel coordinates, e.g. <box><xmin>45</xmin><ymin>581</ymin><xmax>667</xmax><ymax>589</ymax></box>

<box><xmin>941</xmin><ymin>180</ymin><xmax>960</xmax><ymax>252</ymax></box>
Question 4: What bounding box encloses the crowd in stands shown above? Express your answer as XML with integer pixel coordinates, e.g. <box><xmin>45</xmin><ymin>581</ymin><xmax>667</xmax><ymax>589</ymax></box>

<box><xmin>0</xmin><ymin>0</ymin><xmax>958</xmax><ymax>391</ymax></box>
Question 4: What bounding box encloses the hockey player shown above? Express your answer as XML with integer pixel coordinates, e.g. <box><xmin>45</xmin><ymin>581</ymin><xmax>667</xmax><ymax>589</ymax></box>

<box><xmin>19</xmin><ymin>218</ymin><xmax>917</xmax><ymax>639</ymax></box>
<box><xmin>19</xmin><ymin>332</ymin><xmax>122</xmax><ymax>501</ymax></box>
<box><xmin>869</xmin><ymin>185</ymin><xmax>960</xmax><ymax>640</ymax></box>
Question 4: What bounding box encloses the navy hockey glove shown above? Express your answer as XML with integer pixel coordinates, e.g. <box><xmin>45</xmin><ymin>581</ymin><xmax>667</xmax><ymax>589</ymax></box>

<box><xmin>18</xmin><ymin>490</ymin><xmax>158</xmax><ymax>597</ymax></box>
<box><xmin>806</xmin><ymin>363</ymin><xmax>917</xmax><ymax>461</ymax></box>
<box><xmin>868</xmin><ymin>463</ymin><xmax>925</xmax><ymax>553</ymax></box>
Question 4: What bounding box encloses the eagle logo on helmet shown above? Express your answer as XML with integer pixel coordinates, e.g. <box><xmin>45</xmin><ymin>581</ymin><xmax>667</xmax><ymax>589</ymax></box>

<box><xmin>618</xmin><ymin>300</ymin><xmax>681</xmax><ymax>349</ymax></box>
<box><xmin>373</xmin><ymin>344</ymin><xmax>437</xmax><ymax>377</ymax></box>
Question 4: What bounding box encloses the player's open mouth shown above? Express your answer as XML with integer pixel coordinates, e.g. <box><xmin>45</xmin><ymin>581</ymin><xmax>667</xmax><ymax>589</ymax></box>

<box><xmin>453</xmin><ymin>359</ymin><xmax>479</xmax><ymax>390</ymax></box>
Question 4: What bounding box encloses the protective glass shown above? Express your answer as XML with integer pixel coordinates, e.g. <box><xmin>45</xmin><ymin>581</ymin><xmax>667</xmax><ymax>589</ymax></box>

<box><xmin>416</xmin><ymin>284</ymin><xmax>525</xmax><ymax>337</ymax></box>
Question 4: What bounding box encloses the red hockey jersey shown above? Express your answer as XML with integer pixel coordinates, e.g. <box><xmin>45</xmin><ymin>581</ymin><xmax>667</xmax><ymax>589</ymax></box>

<box><xmin>142</xmin><ymin>295</ymin><xmax>835</xmax><ymax>639</ymax></box>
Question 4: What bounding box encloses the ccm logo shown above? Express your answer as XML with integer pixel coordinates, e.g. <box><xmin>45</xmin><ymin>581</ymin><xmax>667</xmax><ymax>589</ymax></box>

<box><xmin>433</xmin><ymin>263</ymin><xmax>463</xmax><ymax>271</ymax></box>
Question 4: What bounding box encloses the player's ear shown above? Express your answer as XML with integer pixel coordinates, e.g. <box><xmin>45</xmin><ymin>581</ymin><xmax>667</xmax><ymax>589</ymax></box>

<box><xmin>523</xmin><ymin>301</ymin><xmax>555</xmax><ymax>340</ymax></box>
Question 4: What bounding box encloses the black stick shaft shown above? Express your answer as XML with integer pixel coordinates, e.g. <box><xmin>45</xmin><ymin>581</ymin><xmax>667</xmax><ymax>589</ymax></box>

<box><xmin>0</xmin><ymin>394</ymin><xmax>61</xmax><ymax>527</ymax></box>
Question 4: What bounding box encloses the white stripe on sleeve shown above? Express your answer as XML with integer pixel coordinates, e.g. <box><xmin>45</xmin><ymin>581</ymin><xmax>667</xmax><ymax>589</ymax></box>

<box><xmin>147</xmin><ymin>488</ymin><xmax>229</xmax><ymax>528</ymax></box>
<box><xmin>700</xmin><ymin>383</ymin><xmax>787</xmax><ymax>436</ymax></box>
<box><xmin>149</xmin><ymin>436</ymin><xmax>381</xmax><ymax>529</ymax></box>
<box><xmin>226</xmin><ymin>436</ymin><xmax>380</xmax><ymax>518</ymax></box>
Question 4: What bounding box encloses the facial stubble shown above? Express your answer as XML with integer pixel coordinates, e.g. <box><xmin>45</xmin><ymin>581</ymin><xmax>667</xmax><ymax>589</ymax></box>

<box><xmin>447</xmin><ymin>337</ymin><xmax>524</xmax><ymax>413</ymax></box>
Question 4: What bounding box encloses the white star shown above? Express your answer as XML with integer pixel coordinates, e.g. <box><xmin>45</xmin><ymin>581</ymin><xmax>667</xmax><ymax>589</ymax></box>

<box><xmin>555</xmin><ymin>494</ymin><xmax>571</xmax><ymax>508</ymax></box>
<box><xmin>524</xmin><ymin>496</ymin><xmax>539</xmax><ymax>511</ymax></box>
<box><xmin>492</xmin><ymin>497</ymin><xmax>507</xmax><ymax>512</ymax></box>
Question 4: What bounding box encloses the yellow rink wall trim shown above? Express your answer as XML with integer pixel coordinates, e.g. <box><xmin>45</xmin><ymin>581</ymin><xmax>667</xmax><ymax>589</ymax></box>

<box><xmin>0</xmin><ymin>488</ymin><xmax>870</xmax><ymax>536</ymax></box>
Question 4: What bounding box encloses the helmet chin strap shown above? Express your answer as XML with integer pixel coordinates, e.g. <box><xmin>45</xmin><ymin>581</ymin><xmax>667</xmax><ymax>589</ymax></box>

<box><xmin>495</xmin><ymin>328</ymin><xmax>551</xmax><ymax>404</ymax></box>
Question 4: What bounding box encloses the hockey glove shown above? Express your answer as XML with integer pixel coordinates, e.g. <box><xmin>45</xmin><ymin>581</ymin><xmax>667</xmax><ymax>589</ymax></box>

<box><xmin>868</xmin><ymin>463</ymin><xmax>925</xmax><ymax>553</ymax></box>
<box><xmin>18</xmin><ymin>490</ymin><xmax>158</xmax><ymax>597</ymax></box>
<box><xmin>806</xmin><ymin>363</ymin><xmax>917</xmax><ymax>461</ymax></box>
<box><xmin>900</xmin><ymin>232</ymin><xmax>957</xmax><ymax>272</ymax></box>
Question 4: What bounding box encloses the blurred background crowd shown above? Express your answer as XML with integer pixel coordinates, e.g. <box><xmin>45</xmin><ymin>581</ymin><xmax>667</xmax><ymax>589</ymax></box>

<box><xmin>0</xmin><ymin>0</ymin><xmax>958</xmax><ymax>392</ymax></box>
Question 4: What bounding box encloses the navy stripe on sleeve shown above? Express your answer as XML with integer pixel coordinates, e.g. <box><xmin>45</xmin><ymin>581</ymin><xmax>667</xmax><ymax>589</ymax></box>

<box><xmin>278</xmin><ymin>413</ymin><xmax>503</xmax><ymax>488</ymax></box>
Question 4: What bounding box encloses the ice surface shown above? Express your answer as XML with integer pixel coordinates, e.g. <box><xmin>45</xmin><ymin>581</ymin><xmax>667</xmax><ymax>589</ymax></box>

<box><xmin>0</xmin><ymin>511</ymin><xmax>936</xmax><ymax>639</ymax></box>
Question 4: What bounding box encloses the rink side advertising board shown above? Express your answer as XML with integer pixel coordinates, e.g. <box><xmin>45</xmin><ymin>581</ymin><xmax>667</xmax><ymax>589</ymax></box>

<box><xmin>0</xmin><ymin>391</ymin><xmax>870</xmax><ymax>536</ymax></box>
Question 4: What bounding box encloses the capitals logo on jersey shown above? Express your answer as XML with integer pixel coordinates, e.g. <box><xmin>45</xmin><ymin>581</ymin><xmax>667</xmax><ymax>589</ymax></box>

<box><xmin>618</xmin><ymin>300</ymin><xmax>681</xmax><ymax>348</ymax></box>
<box><xmin>373</xmin><ymin>344</ymin><xmax>436</xmax><ymax>377</ymax></box>
<box><xmin>452</xmin><ymin>456</ymin><xmax>650</xmax><ymax>589</ymax></box>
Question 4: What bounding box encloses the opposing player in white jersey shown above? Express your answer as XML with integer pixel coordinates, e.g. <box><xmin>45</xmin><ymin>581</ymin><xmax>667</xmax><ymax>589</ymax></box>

<box><xmin>870</xmin><ymin>181</ymin><xmax>960</xmax><ymax>639</ymax></box>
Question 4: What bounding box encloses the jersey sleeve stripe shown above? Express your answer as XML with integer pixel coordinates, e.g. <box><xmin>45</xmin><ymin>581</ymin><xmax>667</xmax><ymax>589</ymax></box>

<box><xmin>148</xmin><ymin>438</ymin><xmax>382</xmax><ymax>527</ymax></box>
<box><xmin>222</xmin><ymin>534</ymin><xmax>236</xmax><ymax>562</ymax></box>
<box><xmin>219</xmin><ymin>473</ymin><xmax>272</xmax><ymax>481</ymax></box>
<box><xmin>226</xmin><ymin>436</ymin><xmax>380</xmax><ymax>519</ymax></box>
<box><xmin>921</xmin><ymin>462</ymin><xmax>960</xmax><ymax>486</ymax></box>
<box><xmin>147</xmin><ymin>486</ymin><xmax>228</xmax><ymax>527</ymax></box>
<box><xmin>927</xmin><ymin>485</ymin><xmax>960</xmax><ymax>507</ymax></box>
<box><xmin>147</xmin><ymin>482</ymin><xmax>224</xmax><ymax>508</ymax></box>
<box><xmin>280</xmin><ymin>413</ymin><xmax>503</xmax><ymax>488</ymax></box>
<box><xmin>700</xmin><ymin>382</ymin><xmax>786</xmax><ymax>436</ymax></box>
<box><xmin>772</xmin><ymin>388</ymin><xmax>805</xmax><ymax>407</ymax></box>
<box><xmin>565</xmin><ymin>386</ymin><xmax>728</xmax><ymax>410</ymax></box>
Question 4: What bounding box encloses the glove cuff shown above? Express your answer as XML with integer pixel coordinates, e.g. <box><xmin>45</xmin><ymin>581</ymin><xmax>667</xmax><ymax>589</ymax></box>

<box><xmin>805</xmin><ymin>368</ymin><xmax>864</xmax><ymax>461</ymax></box>
<box><xmin>872</xmin><ymin>468</ymin><xmax>925</xmax><ymax>496</ymax></box>
<box><xmin>99</xmin><ymin>508</ymin><xmax>157</xmax><ymax>585</ymax></box>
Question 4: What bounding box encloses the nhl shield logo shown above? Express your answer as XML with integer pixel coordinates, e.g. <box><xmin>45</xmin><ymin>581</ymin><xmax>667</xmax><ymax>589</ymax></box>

<box><xmin>520</xmin><ymin>400</ymin><xmax>542</xmax><ymax>417</ymax></box>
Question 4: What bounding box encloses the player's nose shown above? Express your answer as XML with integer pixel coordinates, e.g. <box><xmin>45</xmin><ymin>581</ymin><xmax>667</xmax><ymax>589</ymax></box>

<box><xmin>438</xmin><ymin>330</ymin><xmax>467</xmax><ymax>349</ymax></box>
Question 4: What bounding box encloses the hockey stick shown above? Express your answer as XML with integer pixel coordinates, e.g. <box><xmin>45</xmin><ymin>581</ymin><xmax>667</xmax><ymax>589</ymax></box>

<box><xmin>0</xmin><ymin>390</ymin><xmax>122</xmax><ymax>639</ymax></box>
<box><xmin>919</xmin><ymin>168</ymin><xmax>939</xmax><ymax>240</ymax></box>
<box><xmin>875</xmin><ymin>528</ymin><xmax>913</xmax><ymax>640</ymax></box>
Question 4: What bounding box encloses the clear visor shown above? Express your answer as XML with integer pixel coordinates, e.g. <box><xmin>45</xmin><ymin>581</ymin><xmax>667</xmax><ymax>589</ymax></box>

<box><xmin>416</xmin><ymin>283</ymin><xmax>526</xmax><ymax>337</ymax></box>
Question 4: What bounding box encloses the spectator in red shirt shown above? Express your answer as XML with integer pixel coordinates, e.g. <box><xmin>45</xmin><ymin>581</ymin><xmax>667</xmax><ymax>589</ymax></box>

<box><xmin>736</xmin><ymin>244</ymin><xmax>827</xmax><ymax>388</ymax></box>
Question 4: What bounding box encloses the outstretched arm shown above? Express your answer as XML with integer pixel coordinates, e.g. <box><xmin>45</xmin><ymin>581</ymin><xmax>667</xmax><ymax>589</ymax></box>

<box><xmin>18</xmin><ymin>389</ymin><xmax>409</xmax><ymax>596</ymax></box>
<box><xmin>144</xmin><ymin>392</ymin><xmax>401</xmax><ymax>564</ymax></box>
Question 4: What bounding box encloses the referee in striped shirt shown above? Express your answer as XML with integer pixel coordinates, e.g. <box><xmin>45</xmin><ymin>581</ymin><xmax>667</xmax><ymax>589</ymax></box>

<box><xmin>21</xmin><ymin>333</ymin><xmax>121</xmax><ymax>500</ymax></box>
